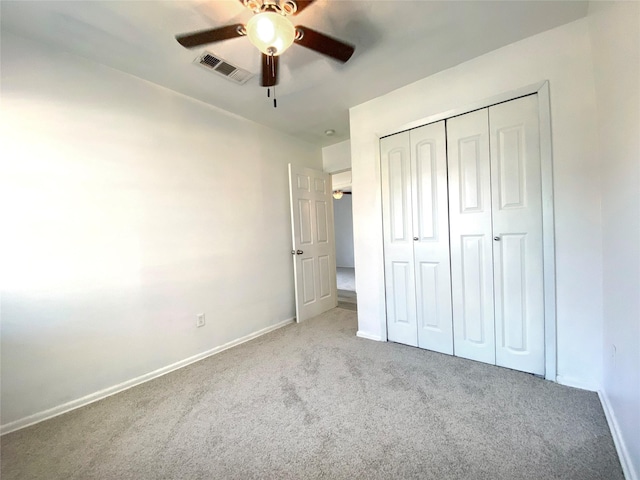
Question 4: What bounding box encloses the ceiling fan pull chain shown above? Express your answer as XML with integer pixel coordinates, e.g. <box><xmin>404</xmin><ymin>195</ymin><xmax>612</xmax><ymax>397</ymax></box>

<box><xmin>265</xmin><ymin>51</ymin><xmax>275</xmax><ymax>105</ymax></box>
<box><xmin>271</xmin><ymin>52</ymin><xmax>278</xmax><ymax>108</ymax></box>
<box><xmin>269</xmin><ymin>49</ymin><xmax>277</xmax><ymax>108</ymax></box>
<box><xmin>272</xmin><ymin>61</ymin><xmax>276</xmax><ymax>107</ymax></box>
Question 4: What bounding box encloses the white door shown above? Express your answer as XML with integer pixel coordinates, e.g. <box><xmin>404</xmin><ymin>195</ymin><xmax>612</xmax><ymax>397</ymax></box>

<box><xmin>381</xmin><ymin>122</ymin><xmax>453</xmax><ymax>352</ymax></box>
<box><xmin>447</xmin><ymin>109</ymin><xmax>496</xmax><ymax>365</ymax></box>
<box><xmin>411</xmin><ymin>122</ymin><xmax>454</xmax><ymax>354</ymax></box>
<box><xmin>448</xmin><ymin>96</ymin><xmax>545</xmax><ymax>373</ymax></box>
<box><xmin>380</xmin><ymin>131</ymin><xmax>418</xmax><ymax>346</ymax></box>
<box><xmin>490</xmin><ymin>95</ymin><xmax>544</xmax><ymax>375</ymax></box>
<box><xmin>288</xmin><ymin>164</ymin><xmax>337</xmax><ymax>322</ymax></box>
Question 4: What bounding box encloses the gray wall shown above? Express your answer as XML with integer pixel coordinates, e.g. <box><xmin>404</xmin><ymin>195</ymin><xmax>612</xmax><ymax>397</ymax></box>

<box><xmin>333</xmin><ymin>195</ymin><xmax>354</xmax><ymax>267</ymax></box>
<box><xmin>0</xmin><ymin>31</ymin><xmax>321</xmax><ymax>428</ymax></box>
<box><xmin>589</xmin><ymin>2</ymin><xmax>640</xmax><ymax>476</ymax></box>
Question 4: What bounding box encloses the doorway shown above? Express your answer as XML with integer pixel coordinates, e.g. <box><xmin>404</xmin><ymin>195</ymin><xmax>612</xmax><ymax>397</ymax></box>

<box><xmin>332</xmin><ymin>171</ymin><xmax>357</xmax><ymax>311</ymax></box>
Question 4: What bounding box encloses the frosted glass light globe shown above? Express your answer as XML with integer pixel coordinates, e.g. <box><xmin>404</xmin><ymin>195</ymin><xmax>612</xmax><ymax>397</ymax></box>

<box><xmin>246</xmin><ymin>12</ymin><xmax>295</xmax><ymax>56</ymax></box>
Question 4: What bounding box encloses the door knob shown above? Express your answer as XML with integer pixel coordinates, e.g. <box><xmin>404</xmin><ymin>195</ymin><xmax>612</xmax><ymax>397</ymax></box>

<box><xmin>413</xmin><ymin>237</ymin><xmax>419</xmax><ymax>241</ymax></box>
<box><xmin>296</xmin><ymin>250</ymin><xmax>303</xmax><ymax>255</ymax></box>
<box><xmin>494</xmin><ymin>236</ymin><xmax>501</xmax><ymax>241</ymax></box>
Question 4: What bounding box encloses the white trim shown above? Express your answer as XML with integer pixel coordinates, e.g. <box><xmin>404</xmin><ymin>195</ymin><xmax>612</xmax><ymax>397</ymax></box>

<box><xmin>599</xmin><ymin>390</ymin><xmax>638</xmax><ymax>480</ymax></box>
<box><xmin>377</xmin><ymin>81</ymin><xmax>557</xmax><ymax>382</ymax></box>
<box><xmin>328</xmin><ymin>167</ymin><xmax>352</xmax><ymax>175</ymax></box>
<box><xmin>0</xmin><ymin>317</ymin><xmax>295</xmax><ymax>436</ymax></box>
<box><xmin>537</xmin><ymin>81</ymin><xmax>558</xmax><ymax>382</ymax></box>
<box><xmin>356</xmin><ymin>330</ymin><xmax>383</xmax><ymax>342</ymax></box>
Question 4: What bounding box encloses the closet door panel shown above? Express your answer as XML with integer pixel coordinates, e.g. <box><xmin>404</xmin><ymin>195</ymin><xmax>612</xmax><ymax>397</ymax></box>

<box><xmin>447</xmin><ymin>109</ymin><xmax>496</xmax><ymax>365</ymax></box>
<box><xmin>460</xmin><ymin>234</ymin><xmax>489</xmax><ymax>343</ymax></box>
<box><xmin>490</xmin><ymin>95</ymin><xmax>544</xmax><ymax>375</ymax></box>
<box><xmin>381</xmin><ymin>132</ymin><xmax>418</xmax><ymax>347</ymax></box>
<box><xmin>411</xmin><ymin>122</ymin><xmax>453</xmax><ymax>354</ymax></box>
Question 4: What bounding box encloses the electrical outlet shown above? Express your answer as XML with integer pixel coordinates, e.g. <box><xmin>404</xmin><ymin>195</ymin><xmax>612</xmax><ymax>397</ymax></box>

<box><xmin>196</xmin><ymin>313</ymin><xmax>206</xmax><ymax>328</ymax></box>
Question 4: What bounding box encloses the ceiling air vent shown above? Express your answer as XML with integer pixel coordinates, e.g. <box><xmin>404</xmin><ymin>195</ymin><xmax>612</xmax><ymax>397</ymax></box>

<box><xmin>194</xmin><ymin>52</ymin><xmax>254</xmax><ymax>85</ymax></box>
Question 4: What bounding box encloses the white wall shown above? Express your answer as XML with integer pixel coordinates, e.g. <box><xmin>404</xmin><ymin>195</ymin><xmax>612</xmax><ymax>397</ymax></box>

<box><xmin>322</xmin><ymin>140</ymin><xmax>351</xmax><ymax>173</ymax></box>
<box><xmin>588</xmin><ymin>2</ymin><xmax>640</xmax><ymax>477</ymax></box>
<box><xmin>333</xmin><ymin>196</ymin><xmax>355</xmax><ymax>268</ymax></box>
<box><xmin>331</xmin><ymin>171</ymin><xmax>352</xmax><ymax>191</ymax></box>
<box><xmin>350</xmin><ymin>19</ymin><xmax>603</xmax><ymax>390</ymax></box>
<box><xmin>0</xmin><ymin>32</ymin><xmax>321</xmax><ymax>427</ymax></box>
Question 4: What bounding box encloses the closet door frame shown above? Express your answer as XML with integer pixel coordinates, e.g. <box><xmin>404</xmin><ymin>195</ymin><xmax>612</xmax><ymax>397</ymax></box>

<box><xmin>378</xmin><ymin>81</ymin><xmax>556</xmax><ymax>382</ymax></box>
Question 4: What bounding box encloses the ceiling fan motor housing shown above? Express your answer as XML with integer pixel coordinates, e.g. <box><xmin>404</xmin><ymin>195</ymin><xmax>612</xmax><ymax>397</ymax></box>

<box><xmin>244</xmin><ymin>0</ymin><xmax>298</xmax><ymax>16</ymax></box>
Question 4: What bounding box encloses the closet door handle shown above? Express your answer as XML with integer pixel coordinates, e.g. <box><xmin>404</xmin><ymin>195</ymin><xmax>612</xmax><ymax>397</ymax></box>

<box><xmin>413</xmin><ymin>237</ymin><xmax>419</xmax><ymax>241</ymax></box>
<box><xmin>494</xmin><ymin>236</ymin><xmax>501</xmax><ymax>241</ymax></box>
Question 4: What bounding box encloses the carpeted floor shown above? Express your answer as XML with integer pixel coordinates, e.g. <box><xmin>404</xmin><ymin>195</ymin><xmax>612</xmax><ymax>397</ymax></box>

<box><xmin>0</xmin><ymin>308</ymin><xmax>623</xmax><ymax>480</ymax></box>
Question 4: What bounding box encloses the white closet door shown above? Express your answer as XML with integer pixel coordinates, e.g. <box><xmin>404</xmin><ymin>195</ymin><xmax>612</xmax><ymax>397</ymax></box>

<box><xmin>447</xmin><ymin>109</ymin><xmax>496</xmax><ymax>365</ymax></box>
<box><xmin>410</xmin><ymin>122</ymin><xmax>453</xmax><ymax>354</ymax></box>
<box><xmin>381</xmin><ymin>131</ymin><xmax>418</xmax><ymax>347</ymax></box>
<box><xmin>490</xmin><ymin>95</ymin><xmax>544</xmax><ymax>375</ymax></box>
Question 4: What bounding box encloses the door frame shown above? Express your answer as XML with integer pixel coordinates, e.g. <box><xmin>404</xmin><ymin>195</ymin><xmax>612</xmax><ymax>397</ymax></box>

<box><xmin>377</xmin><ymin>81</ymin><xmax>557</xmax><ymax>381</ymax></box>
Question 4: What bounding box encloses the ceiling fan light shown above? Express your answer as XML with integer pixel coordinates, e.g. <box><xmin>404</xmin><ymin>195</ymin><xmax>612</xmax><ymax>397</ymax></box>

<box><xmin>246</xmin><ymin>12</ymin><xmax>295</xmax><ymax>56</ymax></box>
<box><xmin>333</xmin><ymin>190</ymin><xmax>344</xmax><ymax>200</ymax></box>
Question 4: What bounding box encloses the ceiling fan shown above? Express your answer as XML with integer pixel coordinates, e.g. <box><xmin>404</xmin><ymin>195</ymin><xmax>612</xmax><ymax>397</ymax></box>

<box><xmin>176</xmin><ymin>0</ymin><xmax>355</xmax><ymax>106</ymax></box>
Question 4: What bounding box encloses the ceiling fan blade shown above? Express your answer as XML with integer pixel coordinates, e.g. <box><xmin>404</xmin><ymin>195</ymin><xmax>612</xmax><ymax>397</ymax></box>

<box><xmin>261</xmin><ymin>54</ymin><xmax>279</xmax><ymax>87</ymax></box>
<box><xmin>294</xmin><ymin>26</ymin><xmax>355</xmax><ymax>63</ymax></box>
<box><xmin>293</xmin><ymin>1</ymin><xmax>316</xmax><ymax>15</ymax></box>
<box><xmin>176</xmin><ymin>24</ymin><xmax>244</xmax><ymax>48</ymax></box>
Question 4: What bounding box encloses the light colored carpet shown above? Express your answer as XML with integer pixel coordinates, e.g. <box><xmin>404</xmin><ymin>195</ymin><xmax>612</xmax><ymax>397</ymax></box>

<box><xmin>1</xmin><ymin>308</ymin><xmax>623</xmax><ymax>480</ymax></box>
<box><xmin>336</xmin><ymin>267</ymin><xmax>355</xmax><ymax>291</ymax></box>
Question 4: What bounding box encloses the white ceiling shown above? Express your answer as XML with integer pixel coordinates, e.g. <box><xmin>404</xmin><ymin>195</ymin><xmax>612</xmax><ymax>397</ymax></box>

<box><xmin>1</xmin><ymin>0</ymin><xmax>588</xmax><ymax>147</ymax></box>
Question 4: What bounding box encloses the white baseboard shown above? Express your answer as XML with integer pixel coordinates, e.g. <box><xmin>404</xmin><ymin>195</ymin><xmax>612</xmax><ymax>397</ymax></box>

<box><xmin>555</xmin><ymin>374</ymin><xmax>598</xmax><ymax>392</ymax></box>
<box><xmin>599</xmin><ymin>390</ymin><xmax>638</xmax><ymax>480</ymax></box>
<box><xmin>356</xmin><ymin>330</ymin><xmax>383</xmax><ymax>342</ymax></box>
<box><xmin>1</xmin><ymin>317</ymin><xmax>295</xmax><ymax>436</ymax></box>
